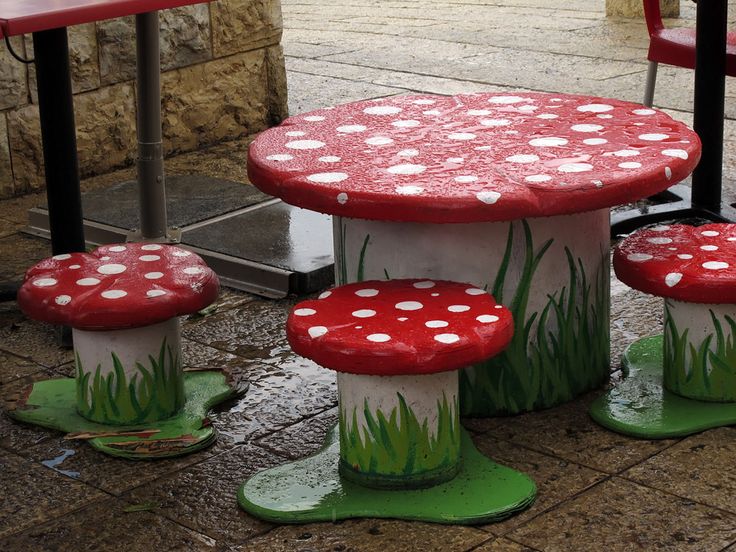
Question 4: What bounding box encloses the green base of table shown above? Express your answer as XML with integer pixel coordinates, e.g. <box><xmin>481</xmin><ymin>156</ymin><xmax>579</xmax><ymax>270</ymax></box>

<box><xmin>5</xmin><ymin>371</ymin><xmax>239</xmax><ymax>459</ymax></box>
<box><xmin>589</xmin><ymin>336</ymin><xmax>736</xmax><ymax>439</ymax></box>
<box><xmin>238</xmin><ymin>427</ymin><xmax>536</xmax><ymax>525</ymax></box>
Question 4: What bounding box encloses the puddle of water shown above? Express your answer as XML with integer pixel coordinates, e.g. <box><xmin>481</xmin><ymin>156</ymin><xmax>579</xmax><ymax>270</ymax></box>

<box><xmin>41</xmin><ymin>448</ymin><xmax>81</xmax><ymax>479</ymax></box>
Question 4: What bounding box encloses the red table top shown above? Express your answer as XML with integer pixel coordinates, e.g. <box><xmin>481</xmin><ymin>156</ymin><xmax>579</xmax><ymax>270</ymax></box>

<box><xmin>248</xmin><ymin>92</ymin><xmax>701</xmax><ymax>224</ymax></box>
<box><xmin>0</xmin><ymin>0</ymin><xmax>210</xmax><ymax>36</ymax></box>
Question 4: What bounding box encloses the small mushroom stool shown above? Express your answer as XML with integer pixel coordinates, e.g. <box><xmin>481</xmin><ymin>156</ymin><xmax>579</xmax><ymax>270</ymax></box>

<box><xmin>6</xmin><ymin>243</ymin><xmax>240</xmax><ymax>459</ymax></box>
<box><xmin>239</xmin><ymin>279</ymin><xmax>536</xmax><ymax>525</ymax></box>
<box><xmin>590</xmin><ymin>223</ymin><xmax>736</xmax><ymax>438</ymax></box>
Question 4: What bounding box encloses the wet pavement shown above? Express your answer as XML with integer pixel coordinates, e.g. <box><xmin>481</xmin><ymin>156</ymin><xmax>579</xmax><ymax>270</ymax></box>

<box><xmin>4</xmin><ymin>0</ymin><xmax>736</xmax><ymax>550</ymax></box>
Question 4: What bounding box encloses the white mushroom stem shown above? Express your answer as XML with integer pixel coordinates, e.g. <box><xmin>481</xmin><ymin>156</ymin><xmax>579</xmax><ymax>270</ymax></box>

<box><xmin>73</xmin><ymin>318</ymin><xmax>184</xmax><ymax>425</ymax></box>
<box><xmin>663</xmin><ymin>299</ymin><xmax>736</xmax><ymax>402</ymax></box>
<box><xmin>337</xmin><ymin>370</ymin><xmax>460</xmax><ymax>489</ymax></box>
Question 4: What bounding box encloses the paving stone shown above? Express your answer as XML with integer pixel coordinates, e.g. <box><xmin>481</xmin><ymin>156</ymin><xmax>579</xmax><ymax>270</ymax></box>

<box><xmin>123</xmin><ymin>444</ymin><xmax>283</xmax><ymax>547</ymax></box>
<box><xmin>238</xmin><ymin>519</ymin><xmax>490</xmax><ymax>552</ymax></box>
<box><xmin>473</xmin><ymin>537</ymin><xmax>539</xmax><ymax>552</ymax></box>
<box><xmin>509</xmin><ymin>477</ymin><xmax>736</xmax><ymax>552</ymax></box>
<box><xmin>0</xmin><ymin>349</ymin><xmax>45</xmax><ymax>385</ymax></box>
<box><xmin>469</xmin><ymin>392</ymin><xmax>677</xmax><ymax>474</ymax></box>
<box><xmin>22</xmin><ymin>435</ymin><xmax>221</xmax><ymax>497</ymax></box>
<box><xmin>0</xmin><ymin>232</ymin><xmax>51</xmax><ymax>283</ymax></box>
<box><xmin>0</xmin><ymin>450</ymin><xmax>106</xmax><ymax>539</ymax></box>
<box><xmin>256</xmin><ymin>406</ymin><xmax>338</xmax><ymax>459</ymax></box>
<box><xmin>1</xmin><ymin>496</ymin><xmax>216</xmax><ymax>550</ymax></box>
<box><xmin>623</xmin><ymin>427</ymin><xmax>736</xmax><ymax>515</ymax></box>
<box><xmin>0</xmin><ymin>302</ymin><xmax>74</xmax><ymax>368</ymax></box>
<box><xmin>472</xmin><ymin>434</ymin><xmax>608</xmax><ymax>535</ymax></box>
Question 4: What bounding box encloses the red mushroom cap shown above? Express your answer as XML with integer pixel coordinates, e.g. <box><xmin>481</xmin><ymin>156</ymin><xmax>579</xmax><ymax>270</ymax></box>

<box><xmin>286</xmin><ymin>279</ymin><xmax>514</xmax><ymax>376</ymax></box>
<box><xmin>18</xmin><ymin>243</ymin><xmax>220</xmax><ymax>330</ymax></box>
<box><xmin>614</xmin><ymin>223</ymin><xmax>736</xmax><ymax>303</ymax></box>
<box><xmin>248</xmin><ymin>92</ymin><xmax>700</xmax><ymax>223</ymax></box>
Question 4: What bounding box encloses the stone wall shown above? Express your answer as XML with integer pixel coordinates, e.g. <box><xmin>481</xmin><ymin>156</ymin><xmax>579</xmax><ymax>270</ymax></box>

<box><xmin>606</xmin><ymin>0</ymin><xmax>679</xmax><ymax>18</ymax></box>
<box><xmin>0</xmin><ymin>0</ymin><xmax>287</xmax><ymax>198</ymax></box>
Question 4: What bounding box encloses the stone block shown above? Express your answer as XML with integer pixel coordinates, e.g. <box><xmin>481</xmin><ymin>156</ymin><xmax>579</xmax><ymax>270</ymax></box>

<box><xmin>0</xmin><ymin>37</ymin><xmax>28</xmax><ymax>111</ymax></box>
<box><xmin>26</xmin><ymin>23</ymin><xmax>100</xmax><ymax>101</ymax></box>
<box><xmin>8</xmin><ymin>83</ymin><xmax>136</xmax><ymax>194</ymax></box>
<box><xmin>606</xmin><ymin>0</ymin><xmax>679</xmax><ymax>18</ymax></box>
<box><xmin>0</xmin><ymin>115</ymin><xmax>14</xmax><ymax>198</ymax></box>
<box><xmin>99</xmin><ymin>6</ymin><xmax>212</xmax><ymax>86</ymax></box>
<box><xmin>160</xmin><ymin>50</ymin><xmax>269</xmax><ymax>154</ymax></box>
<box><xmin>265</xmin><ymin>45</ymin><xmax>289</xmax><ymax>123</ymax></box>
<box><xmin>211</xmin><ymin>0</ymin><xmax>283</xmax><ymax>58</ymax></box>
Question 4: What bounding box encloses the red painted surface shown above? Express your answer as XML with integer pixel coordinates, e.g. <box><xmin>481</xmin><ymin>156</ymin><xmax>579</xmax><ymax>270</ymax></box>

<box><xmin>0</xmin><ymin>0</ymin><xmax>210</xmax><ymax>36</ymax></box>
<box><xmin>248</xmin><ymin>93</ymin><xmax>701</xmax><ymax>223</ymax></box>
<box><xmin>614</xmin><ymin>224</ymin><xmax>736</xmax><ymax>303</ymax></box>
<box><xmin>287</xmin><ymin>279</ymin><xmax>513</xmax><ymax>375</ymax></box>
<box><xmin>18</xmin><ymin>243</ymin><xmax>219</xmax><ymax>330</ymax></box>
<box><xmin>643</xmin><ymin>0</ymin><xmax>736</xmax><ymax>74</ymax></box>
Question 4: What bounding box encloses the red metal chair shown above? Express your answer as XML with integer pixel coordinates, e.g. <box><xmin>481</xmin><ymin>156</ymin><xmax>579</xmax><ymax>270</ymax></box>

<box><xmin>643</xmin><ymin>0</ymin><xmax>736</xmax><ymax>106</ymax></box>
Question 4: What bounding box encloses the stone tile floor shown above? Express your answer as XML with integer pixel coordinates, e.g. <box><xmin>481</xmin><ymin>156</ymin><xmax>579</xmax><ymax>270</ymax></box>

<box><xmin>4</xmin><ymin>0</ymin><xmax>736</xmax><ymax>550</ymax></box>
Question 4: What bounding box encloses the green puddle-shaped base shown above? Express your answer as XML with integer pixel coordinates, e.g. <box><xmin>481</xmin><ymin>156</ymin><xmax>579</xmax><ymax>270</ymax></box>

<box><xmin>6</xmin><ymin>371</ymin><xmax>238</xmax><ymax>459</ymax></box>
<box><xmin>238</xmin><ymin>427</ymin><xmax>536</xmax><ymax>525</ymax></box>
<box><xmin>589</xmin><ymin>336</ymin><xmax>736</xmax><ymax>439</ymax></box>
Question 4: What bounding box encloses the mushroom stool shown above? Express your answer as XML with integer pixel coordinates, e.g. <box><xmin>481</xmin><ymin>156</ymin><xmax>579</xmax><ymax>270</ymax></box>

<box><xmin>590</xmin><ymin>223</ymin><xmax>736</xmax><ymax>438</ymax></box>
<box><xmin>239</xmin><ymin>279</ymin><xmax>536</xmax><ymax>525</ymax></box>
<box><xmin>6</xmin><ymin>243</ymin><xmax>241</xmax><ymax>459</ymax></box>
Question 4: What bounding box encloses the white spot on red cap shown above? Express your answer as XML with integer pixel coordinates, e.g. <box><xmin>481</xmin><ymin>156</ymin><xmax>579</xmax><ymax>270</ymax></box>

<box><xmin>640</xmin><ymin>133</ymin><xmax>669</xmax><ymax>141</ymax></box>
<box><xmin>627</xmin><ymin>253</ymin><xmax>653</xmax><ymax>262</ymax></box>
<box><xmin>286</xmin><ymin>131</ymin><xmax>306</xmax><ymax>137</ymax></box>
<box><xmin>506</xmin><ymin>154</ymin><xmax>539</xmax><ymax>163</ymax></box>
<box><xmin>701</xmin><ymin>230</ymin><xmax>720</xmax><ymax>237</ymax></box>
<box><xmin>146</xmin><ymin>290</ymin><xmax>166</xmax><ymax>298</ymax></box>
<box><xmin>619</xmin><ymin>162</ymin><xmax>642</xmax><ymax>169</ymax></box>
<box><xmin>307</xmin><ymin>172</ymin><xmax>349</xmax><ymax>183</ymax></box>
<box><xmin>33</xmin><ymin>278</ymin><xmax>57</xmax><ymax>287</ymax></box>
<box><xmin>583</xmin><ymin>138</ymin><xmax>607</xmax><ymax>145</ymax></box>
<box><xmin>319</xmin><ymin>156</ymin><xmax>341</xmax><ymax>163</ymax></box>
<box><xmin>662</xmin><ymin>149</ymin><xmax>688</xmax><ymax>159</ymax></box>
<box><xmin>396</xmin><ymin>186</ymin><xmax>424</xmax><ymax>195</ymax></box>
<box><xmin>363</xmin><ymin>106</ymin><xmax>402</xmax><ymax>115</ymax></box>
<box><xmin>387</xmin><ymin>164</ymin><xmax>426</xmax><ymax>175</ymax></box>
<box><xmin>184</xmin><ymin>267</ymin><xmax>204</xmax><ymax>275</ymax></box>
<box><xmin>701</xmin><ymin>245</ymin><xmax>719</xmax><ymax>251</ymax></box>
<box><xmin>77</xmin><ymin>278</ymin><xmax>100</xmax><ymax>286</ymax></box>
<box><xmin>367</xmin><ymin>333</ymin><xmax>391</xmax><ymax>342</ymax></box>
<box><xmin>396</xmin><ymin>301</ymin><xmax>423</xmax><ymax>311</ymax></box>
<box><xmin>355</xmin><ymin>289</ymin><xmax>378</xmax><ymax>297</ymax></box>
<box><xmin>97</xmin><ymin>264</ymin><xmax>127</xmax><ymax>275</ymax></box>
<box><xmin>577</xmin><ymin>104</ymin><xmax>614</xmax><ymax>113</ymax></box>
<box><xmin>308</xmin><ymin>326</ymin><xmax>328</xmax><ymax>338</ymax></box>
<box><xmin>294</xmin><ymin>308</ymin><xmax>317</xmax><ymax>316</ymax></box>
<box><xmin>489</xmin><ymin>95</ymin><xmax>525</xmax><ymax>104</ymax></box>
<box><xmin>286</xmin><ymin>140</ymin><xmax>325</xmax><ymax>150</ymax></box>
<box><xmin>480</xmin><ymin>118</ymin><xmax>511</xmax><ymax>127</ymax></box>
<box><xmin>304</xmin><ymin>115</ymin><xmax>325</xmax><ymax>122</ymax></box>
<box><xmin>647</xmin><ymin>237</ymin><xmax>672</xmax><ymax>245</ymax></box>
<box><xmin>397</xmin><ymin>149</ymin><xmax>419</xmax><ymax>157</ymax></box>
<box><xmin>665</xmin><ymin>167</ymin><xmax>672</xmax><ymax>180</ymax></box>
<box><xmin>448</xmin><ymin>132</ymin><xmax>476</xmax><ymax>141</ymax></box>
<box><xmin>337</xmin><ymin>193</ymin><xmax>348</xmax><ymax>204</ymax></box>
<box><xmin>526</xmin><ymin>175</ymin><xmax>552</xmax><ymax>183</ymax></box>
<box><xmin>703</xmin><ymin>261</ymin><xmax>729</xmax><ymax>270</ymax></box>
<box><xmin>455</xmin><ymin>175</ymin><xmax>478</xmax><ymax>183</ymax></box>
<box><xmin>141</xmin><ymin>244</ymin><xmax>163</xmax><ymax>251</ymax></box>
<box><xmin>665</xmin><ymin>273</ymin><xmax>683</xmax><ymax>287</ymax></box>
<box><xmin>145</xmin><ymin>272</ymin><xmax>164</xmax><ymax>279</ymax></box>
<box><xmin>109</xmin><ymin>246</ymin><xmax>127</xmax><ymax>252</ymax></box>
<box><xmin>352</xmin><ymin>309</ymin><xmax>376</xmax><ymax>318</ymax></box>
<box><xmin>52</xmin><ymin>254</ymin><xmax>71</xmax><ymax>260</ymax></box>
<box><xmin>172</xmin><ymin>250</ymin><xmax>191</xmax><ymax>257</ymax></box>
<box><xmin>435</xmin><ymin>333</ymin><xmax>460</xmax><ymax>344</ymax></box>
<box><xmin>677</xmin><ymin>254</ymin><xmax>693</xmax><ymax>260</ymax></box>
<box><xmin>266</xmin><ymin>154</ymin><xmax>292</xmax><ymax>163</ymax></box>
<box><xmin>413</xmin><ymin>281</ymin><xmax>435</xmax><ymax>289</ymax></box>
<box><xmin>392</xmin><ymin>120</ymin><xmax>421</xmax><ymax>128</ymax></box>
<box><xmin>426</xmin><ymin>320</ymin><xmax>449</xmax><ymax>328</ymax></box>
<box><xmin>140</xmin><ymin>255</ymin><xmax>160</xmax><ymax>262</ymax></box>
<box><xmin>633</xmin><ymin>109</ymin><xmax>656</xmax><ymax>115</ymax></box>
<box><xmin>571</xmin><ymin>124</ymin><xmax>603</xmax><ymax>133</ymax></box>
<box><xmin>55</xmin><ymin>295</ymin><xmax>71</xmax><ymax>305</ymax></box>
<box><xmin>448</xmin><ymin>305</ymin><xmax>470</xmax><ymax>312</ymax></box>
<box><xmin>465</xmin><ymin>288</ymin><xmax>486</xmax><ymax>295</ymax></box>
<box><xmin>558</xmin><ymin>163</ymin><xmax>593</xmax><ymax>173</ymax></box>
<box><xmin>477</xmin><ymin>314</ymin><xmax>499</xmax><ymax>323</ymax></box>
<box><xmin>319</xmin><ymin>291</ymin><xmax>332</xmax><ymax>299</ymax></box>
<box><xmin>476</xmin><ymin>191</ymin><xmax>501</xmax><ymax>204</ymax></box>
<box><xmin>101</xmin><ymin>290</ymin><xmax>127</xmax><ymax>299</ymax></box>
<box><xmin>365</xmin><ymin>137</ymin><xmax>393</xmax><ymax>146</ymax></box>
<box><xmin>529</xmin><ymin>137</ymin><xmax>568</xmax><ymax>147</ymax></box>
<box><xmin>337</xmin><ymin>125</ymin><xmax>367</xmax><ymax>133</ymax></box>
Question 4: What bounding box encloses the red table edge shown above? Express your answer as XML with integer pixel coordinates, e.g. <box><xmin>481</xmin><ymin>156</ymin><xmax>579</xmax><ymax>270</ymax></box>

<box><xmin>0</xmin><ymin>0</ymin><xmax>212</xmax><ymax>36</ymax></box>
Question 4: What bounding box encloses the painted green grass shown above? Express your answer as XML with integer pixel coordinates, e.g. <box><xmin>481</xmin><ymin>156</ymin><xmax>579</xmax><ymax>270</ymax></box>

<box><xmin>76</xmin><ymin>338</ymin><xmax>185</xmax><ymax>425</ymax></box>
<box><xmin>339</xmin><ymin>392</ymin><xmax>460</xmax><ymax>477</ymax></box>
<box><xmin>460</xmin><ymin>220</ymin><xmax>610</xmax><ymax>415</ymax></box>
<box><xmin>664</xmin><ymin>307</ymin><xmax>736</xmax><ymax>401</ymax></box>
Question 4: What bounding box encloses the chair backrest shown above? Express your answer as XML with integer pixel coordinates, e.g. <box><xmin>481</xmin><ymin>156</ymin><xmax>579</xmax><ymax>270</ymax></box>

<box><xmin>642</xmin><ymin>0</ymin><xmax>665</xmax><ymax>36</ymax></box>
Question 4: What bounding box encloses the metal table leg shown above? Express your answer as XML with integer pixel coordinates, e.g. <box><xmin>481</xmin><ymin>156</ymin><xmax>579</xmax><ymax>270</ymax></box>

<box><xmin>32</xmin><ymin>27</ymin><xmax>85</xmax><ymax>255</ymax></box>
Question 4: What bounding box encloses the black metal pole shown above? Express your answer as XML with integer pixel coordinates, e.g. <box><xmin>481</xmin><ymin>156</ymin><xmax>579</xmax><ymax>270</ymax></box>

<box><xmin>32</xmin><ymin>28</ymin><xmax>85</xmax><ymax>255</ymax></box>
<box><xmin>691</xmin><ymin>0</ymin><xmax>728</xmax><ymax>210</ymax></box>
<box><xmin>135</xmin><ymin>11</ymin><xmax>168</xmax><ymax>240</ymax></box>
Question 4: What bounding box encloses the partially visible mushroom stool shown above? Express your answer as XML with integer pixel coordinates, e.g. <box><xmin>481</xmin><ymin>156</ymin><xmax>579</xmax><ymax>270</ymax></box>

<box><xmin>239</xmin><ymin>279</ymin><xmax>536</xmax><ymax>525</ymax></box>
<box><xmin>5</xmin><ymin>243</ymin><xmax>242</xmax><ymax>458</ymax></box>
<box><xmin>590</xmin><ymin>224</ymin><xmax>736</xmax><ymax>438</ymax></box>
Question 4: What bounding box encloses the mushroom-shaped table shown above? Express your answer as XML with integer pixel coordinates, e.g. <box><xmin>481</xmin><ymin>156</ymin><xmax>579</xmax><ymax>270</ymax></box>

<box><xmin>6</xmin><ymin>243</ymin><xmax>241</xmax><ymax>458</ymax></box>
<box><xmin>590</xmin><ymin>224</ymin><xmax>736</xmax><ymax>438</ymax></box>
<box><xmin>239</xmin><ymin>279</ymin><xmax>536</xmax><ymax>525</ymax></box>
<box><xmin>248</xmin><ymin>92</ymin><xmax>701</xmax><ymax>416</ymax></box>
